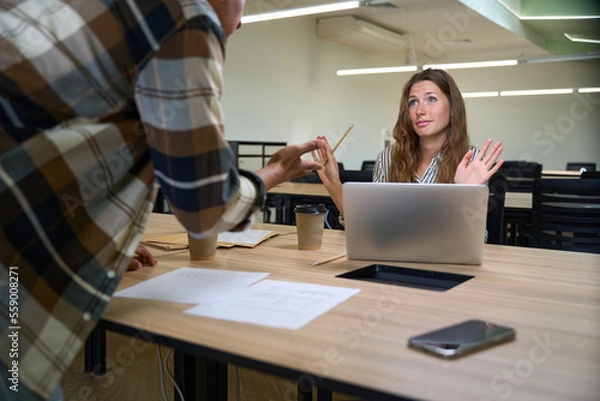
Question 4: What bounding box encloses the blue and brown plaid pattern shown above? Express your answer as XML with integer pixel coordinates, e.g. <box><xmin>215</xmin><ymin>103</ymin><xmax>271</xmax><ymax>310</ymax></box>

<box><xmin>0</xmin><ymin>1</ymin><xmax>262</xmax><ymax>399</ymax></box>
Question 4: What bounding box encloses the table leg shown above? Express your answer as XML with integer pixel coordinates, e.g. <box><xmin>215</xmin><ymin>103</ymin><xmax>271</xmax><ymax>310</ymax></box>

<box><xmin>174</xmin><ymin>351</ymin><xmax>227</xmax><ymax>401</ymax></box>
<box><xmin>284</xmin><ymin>195</ymin><xmax>292</xmax><ymax>225</ymax></box>
<box><xmin>272</xmin><ymin>194</ymin><xmax>284</xmax><ymax>224</ymax></box>
<box><xmin>317</xmin><ymin>388</ymin><xmax>333</xmax><ymax>401</ymax></box>
<box><xmin>84</xmin><ymin>323</ymin><xmax>106</xmax><ymax>375</ymax></box>
<box><xmin>298</xmin><ymin>381</ymin><xmax>312</xmax><ymax>401</ymax></box>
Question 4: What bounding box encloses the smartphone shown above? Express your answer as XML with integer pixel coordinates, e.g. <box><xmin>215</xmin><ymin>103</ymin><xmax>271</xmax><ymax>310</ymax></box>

<box><xmin>408</xmin><ymin>319</ymin><xmax>516</xmax><ymax>359</ymax></box>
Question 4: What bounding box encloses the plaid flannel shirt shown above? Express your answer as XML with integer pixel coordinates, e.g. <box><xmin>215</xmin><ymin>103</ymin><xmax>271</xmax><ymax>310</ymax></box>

<box><xmin>0</xmin><ymin>1</ymin><xmax>264</xmax><ymax>399</ymax></box>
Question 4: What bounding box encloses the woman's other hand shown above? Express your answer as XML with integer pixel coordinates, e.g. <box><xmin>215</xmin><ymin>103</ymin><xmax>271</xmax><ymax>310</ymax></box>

<box><xmin>455</xmin><ymin>138</ymin><xmax>504</xmax><ymax>184</ymax></box>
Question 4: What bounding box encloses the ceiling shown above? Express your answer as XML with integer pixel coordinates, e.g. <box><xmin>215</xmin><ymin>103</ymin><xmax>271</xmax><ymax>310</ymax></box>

<box><xmin>244</xmin><ymin>0</ymin><xmax>600</xmax><ymax>66</ymax></box>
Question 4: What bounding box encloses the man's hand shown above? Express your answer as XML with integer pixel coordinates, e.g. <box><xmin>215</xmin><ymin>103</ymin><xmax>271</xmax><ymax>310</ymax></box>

<box><xmin>256</xmin><ymin>139</ymin><xmax>325</xmax><ymax>190</ymax></box>
<box><xmin>127</xmin><ymin>244</ymin><xmax>158</xmax><ymax>271</ymax></box>
<box><xmin>311</xmin><ymin>136</ymin><xmax>342</xmax><ymax>188</ymax></box>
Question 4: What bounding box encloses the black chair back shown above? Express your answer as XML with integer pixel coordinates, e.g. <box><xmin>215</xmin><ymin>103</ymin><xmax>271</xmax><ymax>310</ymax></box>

<box><xmin>340</xmin><ymin>170</ymin><xmax>373</xmax><ymax>183</ymax></box>
<box><xmin>497</xmin><ymin>161</ymin><xmax>542</xmax><ymax>193</ymax></box>
<box><xmin>531</xmin><ymin>179</ymin><xmax>600</xmax><ymax>254</ymax></box>
<box><xmin>486</xmin><ymin>174</ymin><xmax>508</xmax><ymax>245</ymax></box>
<box><xmin>361</xmin><ymin>160</ymin><xmax>375</xmax><ymax>172</ymax></box>
<box><xmin>153</xmin><ymin>189</ymin><xmax>170</xmax><ymax>213</ymax></box>
<box><xmin>566</xmin><ymin>162</ymin><xmax>596</xmax><ymax>172</ymax></box>
<box><xmin>581</xmin><ymin>171</ymin><xmax>600</xmax><ymax>179</ymax></box>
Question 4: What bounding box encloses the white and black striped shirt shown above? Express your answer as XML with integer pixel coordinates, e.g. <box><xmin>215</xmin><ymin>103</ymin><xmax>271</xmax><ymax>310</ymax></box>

<box><xmin>373</xmin><ymin>145</ymin><xmax>479</xmax><ymax>183</ymax></box>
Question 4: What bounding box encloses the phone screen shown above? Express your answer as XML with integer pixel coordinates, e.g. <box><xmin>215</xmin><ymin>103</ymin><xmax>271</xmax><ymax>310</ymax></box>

<box><xmin>408</xmin><ymin>319</ymin><xmax>516</xmax><ymax>359</ymax></box>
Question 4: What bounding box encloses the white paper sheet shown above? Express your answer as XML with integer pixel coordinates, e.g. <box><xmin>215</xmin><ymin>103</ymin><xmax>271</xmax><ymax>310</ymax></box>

<box><xmin>114</xmin><ymin>267</ymin><xmax>269</xmax><ymax>304</ymax></box>
<box><xmin>184</xmin><ymin>280</ymin><xmax>361</xmax><ymax>330</ymax></box>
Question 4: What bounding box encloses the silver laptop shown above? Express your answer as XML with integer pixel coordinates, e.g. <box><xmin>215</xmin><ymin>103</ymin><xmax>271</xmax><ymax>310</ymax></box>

<box><xmin>343</xmin><ymin>182</ymin><xmax>489</xmax><ymax>265</ymax></box>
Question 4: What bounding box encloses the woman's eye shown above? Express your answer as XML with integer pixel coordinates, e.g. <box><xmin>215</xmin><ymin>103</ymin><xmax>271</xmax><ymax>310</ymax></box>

<box><xmin>408</xmin><ymin>100</ymin><xmax>418</xmax><ymax>107</ymax></box>
<box><xmin>428</xmin><ymin>96</ymin><xmax>437</xmax><ymax>103</ymax></box>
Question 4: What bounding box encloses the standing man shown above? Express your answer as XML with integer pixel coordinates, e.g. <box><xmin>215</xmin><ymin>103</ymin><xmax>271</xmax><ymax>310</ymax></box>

<box><xmin>0</xmin><ymin>0</ymin><xmax>323</xmax><ymax>399</ymax></box>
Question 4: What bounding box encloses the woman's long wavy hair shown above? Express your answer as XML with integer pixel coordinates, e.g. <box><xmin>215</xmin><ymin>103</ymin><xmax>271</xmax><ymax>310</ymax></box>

<box><xmin>389</xmin><ymin>68</ymin><xmax>470</xmax><ymax>183</ymax></box>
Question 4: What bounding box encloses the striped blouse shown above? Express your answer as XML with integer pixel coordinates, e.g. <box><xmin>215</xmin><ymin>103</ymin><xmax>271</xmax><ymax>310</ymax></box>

<box><xmin>373</xmin><ymin>144</ymin><xmax>479</xmax><ymax>183</ymax></box>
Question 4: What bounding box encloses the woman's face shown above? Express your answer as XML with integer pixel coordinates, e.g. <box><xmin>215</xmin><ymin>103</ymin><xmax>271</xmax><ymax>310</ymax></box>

<box><xmin>407</xmin><ymin>80</ymin><xmax>451</xmax><ymax>141</ymax></box>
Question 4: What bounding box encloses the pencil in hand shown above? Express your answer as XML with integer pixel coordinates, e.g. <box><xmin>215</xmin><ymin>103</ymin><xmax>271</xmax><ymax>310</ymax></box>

<box><xmin>323</xmin><ymin>125</ymin><xmax>354</xmax><ymax>166</ymax></box>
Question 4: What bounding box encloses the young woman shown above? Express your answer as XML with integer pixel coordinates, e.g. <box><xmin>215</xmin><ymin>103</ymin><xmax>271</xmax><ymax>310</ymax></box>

<box><xmin>313</xmin><ymin>68</ymin><xmax>504</xmax><ymax>219</ymax></box>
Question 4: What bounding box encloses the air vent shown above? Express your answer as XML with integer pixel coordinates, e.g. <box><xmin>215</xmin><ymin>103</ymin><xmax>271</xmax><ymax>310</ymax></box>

<box><xmin>317</xmin><ymin>16</ymin><xmax>407</xmax><ymax>53</ymax></box>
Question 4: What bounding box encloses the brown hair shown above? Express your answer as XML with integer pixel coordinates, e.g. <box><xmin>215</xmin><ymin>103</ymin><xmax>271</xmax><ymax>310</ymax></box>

<box><xmin>389</xmin><ymin>68</ymin><xmax>469</xmax><ymax>183</ymax></box>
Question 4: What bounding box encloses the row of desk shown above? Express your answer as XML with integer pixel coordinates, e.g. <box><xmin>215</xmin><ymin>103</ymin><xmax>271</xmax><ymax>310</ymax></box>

<box><xmin>268</xmin><ymin>170</ymin><xmax>584</xmax><ymax>245</ymax></box>
<box><xmin>270</xmin><ymin>182</ymin><xmax>532</xmax><ymax>208</ymax></box>
<box><xmin>267</xmin><ymin>182</ymin><xmax>533</xmax><ymax>241</ymax></box>
<box><xmin>86</xmin><ymin>213</ymin><xmax>600</xmax><ymax>401</ymax></box>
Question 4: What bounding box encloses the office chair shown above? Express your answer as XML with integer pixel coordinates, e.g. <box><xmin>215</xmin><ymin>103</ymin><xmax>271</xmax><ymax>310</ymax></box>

<box><xmin>360</xmin><ymin>160</ymin><xmax>375</xmax><ymax>172</ymax></box>
<box><xmin>497</xmin><ymin>161</ymin><xmax>542</xmax><ymax>245</ymax></box>
<box><xmin>152</xmin><ymin>189</ymin><xmax>170</xmax><ymax>213</ymax></box>
<box><xmin>566</xmin><ymin>162</ymin><xmax>596</xmax><ymax>172</ymax></box>
<box><xmin>581</xmin><ymin>171</ymin><xmax>600</xmax><ymax>179</ymax></box>
<box><xmin>340</xmin><ymin>170</ymin><xmax>372</xmax><ymax>183</ymax></box>
<box><xmin>530</xmin><ymin>178</ymin><xmax>600</xmax><ymax>254</ymax></box>
<box><xmin>486</xmin><ymin>173</ymin><xmax>508</xmax><ymax>245</ymax></box>
<box><xmin>497</xmin><ymin>161</ymin><xmax>542</xmax><ymax>193</ymax></box>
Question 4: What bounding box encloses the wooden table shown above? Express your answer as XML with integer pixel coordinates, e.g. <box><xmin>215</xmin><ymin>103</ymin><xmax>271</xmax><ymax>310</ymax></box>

<box><xmin>268</xmin><ymin>182</ymin><xmax>533</xmax><ymax>238</ymax></box>
<box><xmin>87</xmin><ymin>213</ymin><xmax>600</xmax><ymax>401</ymax></box>
<box><xmin>542</xmin><ymin>170</ymin><xmax>582</xmax><ymax>178</ymax></box>
<box><xmin>270</xmin><ymin>182</ymin><xmax>532</xmax><ymax>208</ymax></box>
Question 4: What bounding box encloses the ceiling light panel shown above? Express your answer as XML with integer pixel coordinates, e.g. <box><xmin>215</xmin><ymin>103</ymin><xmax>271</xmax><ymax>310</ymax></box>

<box><xmin>241</xmin><ymin>1</ymin><xmax>360</xmax><ymax>24</ymax></box>
<box><xmin>564</xmin><ymin>33</ymin><xmax>600</xmax><ymax>44</ymax></box>
<box><xmin>500</xmin><ymin>88</ymin><xmax>574</xmax><ymax>97</ymax></box>
<box><xmin>336</xmin><ymin>66</ymin><xmax>417</xmax><ymax>76</ymax></box>
<box><xmin>423</xmin><ymin>59</ymin><xmax>518</xmax><ymax>70</ymax></box>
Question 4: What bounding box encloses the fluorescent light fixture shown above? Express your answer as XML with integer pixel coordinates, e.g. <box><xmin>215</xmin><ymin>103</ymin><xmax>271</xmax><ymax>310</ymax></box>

<box><xmin>462</xmin><ymin>91</ymin><xmax>499</xmax><ymax>98</ymax></box>
<box><xmin>500</xmin><ymin>88</ymin><xmax>574</xmax><ymax>97</ymax></box>
<box><xmin>496</xmin><ymin>2</ymin><xmax>600</xmax><ymax>20</ymax></box>
<box><xmin>336</xmin><ymin>65</ymin><xmax>418</xmax><ymax>76</ymax></box>
<box><xmin>520</xmin><ymin>15</ymin><xmax>600</xmax><ymax>20</ymax></box>
<box><xmin>520</xmin><ymin>53</ymin><xmax>600</xmax><ymax>63</ymax></box>
<box><xmin>578</xmin><ymin>87</ymin><xmax>600</xmax><ymax>93</ymax></box>
<box><xmin>423</xmin><ymin>59</ymin><xmax>518</xmax><ymax>70</ymax></box>
<box><xmin>241</xmin><ymin>1</ymin><xmax>359</xmax><ymax>24</ymax></box>
<box><xmin>564</xmin><ymin>33</ymin><xmax>600</xmax><ymax>44</ymax></box>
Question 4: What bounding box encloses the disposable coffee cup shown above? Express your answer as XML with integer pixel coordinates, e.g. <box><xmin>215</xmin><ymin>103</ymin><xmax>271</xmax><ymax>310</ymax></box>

<box><xmin>188</xmin><ymin>233</ymin><xmax>218</xmax><ymax>260</ymax></box>
<box><xmin>294</xmin><ymin>204</ymin><xmax>327</xmax><ymax>250</ymax></box>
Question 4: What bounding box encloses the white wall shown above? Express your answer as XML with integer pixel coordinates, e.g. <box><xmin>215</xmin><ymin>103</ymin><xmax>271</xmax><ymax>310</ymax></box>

<box><xmin>223</xmin><ymin>17</ymin><xmax>600</xmax><ymax>170</ymax></box>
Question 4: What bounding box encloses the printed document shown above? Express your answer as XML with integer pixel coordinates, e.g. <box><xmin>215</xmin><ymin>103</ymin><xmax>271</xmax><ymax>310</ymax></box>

<box><xmin>184</xmin><ymin>280</ymin><xmax>360</xmax><ymax>330</ymax></box>
<box><xmin>114</xmin><ymin>267</ymin><xmax>269</xmax><ymax>304</ymax></box>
